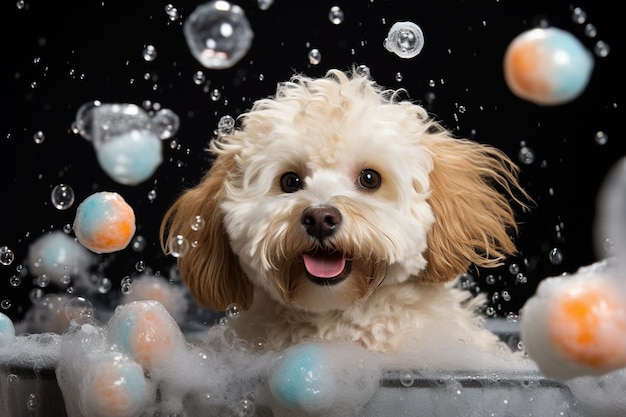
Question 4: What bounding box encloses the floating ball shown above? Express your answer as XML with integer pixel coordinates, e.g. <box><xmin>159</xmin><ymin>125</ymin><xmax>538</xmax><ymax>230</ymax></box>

<box><xmin>0</xmin><ymin>312</ymin><xmax>15</xmax><ymax>347</ymax></box>
<box><xmin>521</xmin><ymin>273</ymin><xmax>626</xmax><ymax>380</ymax></box>
<box><xmin>73</xmin><ymin>192</ymin><xmax>136</xmax><ymax>254</ymax></box>
<box><xmin>26</xmin><ymin>230</ymin><xmax>94</xmax><ymax>286</ymax></box>
<box><xmin>96</xmin><ymin>129</ymin><xmax>162</xmax><ymax>186</ymax></box>
<box><xmin>503</xmin><ymin>27</ymin><xmax>594</xmax><ymax>106</ymax></box>
<box><xmin>106</xmin><ymin>300</ymin><xmax>186</xmax><ymax>370</ymax></box>
<box><xmin>268</xmin><ymin>343</ymin><xmax>337</xmax><ymax>413</ymax></box>
<box><xmin>80</xmin><ymin>353</ymin><xmax>153</xmax><ymax>417</ymax></box>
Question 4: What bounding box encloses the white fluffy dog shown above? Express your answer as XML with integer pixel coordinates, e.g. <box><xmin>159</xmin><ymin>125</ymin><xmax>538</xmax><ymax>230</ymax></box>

<box><xmin>161</xmin><ymin>69</ymin><xmax>529</xmax><ymax>354</ymax></box>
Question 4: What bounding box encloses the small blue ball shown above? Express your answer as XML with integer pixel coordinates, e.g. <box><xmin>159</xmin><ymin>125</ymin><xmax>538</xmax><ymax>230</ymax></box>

<box><xmin>268</xmin><ymin>344</ymin><xmax>337</xmax><ymax>413</ymax></box>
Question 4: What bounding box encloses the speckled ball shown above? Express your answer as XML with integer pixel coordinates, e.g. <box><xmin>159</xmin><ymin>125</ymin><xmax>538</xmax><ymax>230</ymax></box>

<box><xmin>73</xmin><ymin>191</ymin><xmax>136</xmax><ymax>254</ymax></box>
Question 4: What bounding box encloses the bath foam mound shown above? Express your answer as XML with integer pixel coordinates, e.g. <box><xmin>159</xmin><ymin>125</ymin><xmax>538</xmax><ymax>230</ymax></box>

<box><xmin>0</xmin><ymin>298</ymin><xmax>604</xmax><ymax>416</ymax></box>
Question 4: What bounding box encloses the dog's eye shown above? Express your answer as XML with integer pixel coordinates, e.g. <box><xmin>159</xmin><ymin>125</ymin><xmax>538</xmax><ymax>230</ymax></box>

<box><xmin>357</xmin><ymin>169</ymin><xmax>381</xmax><ymax>190</ymax></box>
<box><xmin>280</xmin><ymin>172</ymin><xmax>302</xmax><ymax>193</ymax></box>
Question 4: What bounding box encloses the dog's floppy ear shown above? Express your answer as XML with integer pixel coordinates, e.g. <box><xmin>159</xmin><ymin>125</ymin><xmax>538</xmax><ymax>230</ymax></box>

<box><xmin>160</xmin><ymin>152</ymin><xmax>253</xmax><ymax>311</ymax></box>
<box><xmin>418</xmin><ymin>130</ymin><xmax>531</xmax><ymax>284</ymax></box>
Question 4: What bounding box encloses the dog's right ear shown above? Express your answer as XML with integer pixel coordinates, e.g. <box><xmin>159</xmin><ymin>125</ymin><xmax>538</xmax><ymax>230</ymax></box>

<box><xmin>160</xmin><ymin>153</ymin><xmax>253</xmax><ymax>311</ymax></box>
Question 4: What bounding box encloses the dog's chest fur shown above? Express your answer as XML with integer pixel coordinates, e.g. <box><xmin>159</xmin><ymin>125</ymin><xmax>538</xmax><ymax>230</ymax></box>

<box><xmin>229</xmin><ymin>282</ymin><xmax>503</xmax><ymax>354</ymax></box>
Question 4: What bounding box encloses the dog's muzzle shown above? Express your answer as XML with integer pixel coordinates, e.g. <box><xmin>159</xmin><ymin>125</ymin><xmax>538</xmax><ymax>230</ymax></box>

<box><xmin>301</xmin><ymin>205</ymin><xmax>351</xmax><ymax>285</ymax></box>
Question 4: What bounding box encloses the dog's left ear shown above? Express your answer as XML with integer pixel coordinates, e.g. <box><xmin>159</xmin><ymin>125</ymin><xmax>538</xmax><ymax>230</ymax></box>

<box><xmin>418</xmin><ymin>131</ymin><xmax>531</xmax><ymax>284</ymax></box>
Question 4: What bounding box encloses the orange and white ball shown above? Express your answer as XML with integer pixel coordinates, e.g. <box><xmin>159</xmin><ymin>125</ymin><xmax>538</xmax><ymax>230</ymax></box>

<box><xmin>521</xmin><ymin>270</ymin><xmax>626</xmax><ymax>381</ymax></box>
<box><xmin>73</xmin><ymin>191</ymin><xmax>136</xmax><ymax>254</ymax></box>
<box><xmin>504</xmin><ymin>27</ymin><xmax>594</xmax><ymax>106</ymax></box>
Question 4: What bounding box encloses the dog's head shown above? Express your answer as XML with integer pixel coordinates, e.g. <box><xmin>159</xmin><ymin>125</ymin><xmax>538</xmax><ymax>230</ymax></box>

<box><xmin>161</xmin><ymin>69</ymin><xmax>529</xmax><ymax>313</ymax></box>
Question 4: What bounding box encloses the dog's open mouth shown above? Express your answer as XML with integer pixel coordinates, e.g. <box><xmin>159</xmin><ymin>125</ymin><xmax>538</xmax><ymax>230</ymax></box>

<box><xmin>303</xmin><ymin>249</ymin><xmax>351</xmax><ymax>285</ymax></box>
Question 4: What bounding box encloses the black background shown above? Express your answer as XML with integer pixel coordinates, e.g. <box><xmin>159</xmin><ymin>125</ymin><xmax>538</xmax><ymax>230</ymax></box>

<box><xmin>1</xmin><ymin>0</ymin><xmax>622</xmax><ymax>323</ymax></box>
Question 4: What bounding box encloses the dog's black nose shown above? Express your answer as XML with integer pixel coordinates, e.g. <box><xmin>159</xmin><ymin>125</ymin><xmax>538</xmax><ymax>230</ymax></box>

<box><xmin>301</xmin><ymin>205</ymin><xmax>342</xmax><ymax>239</ymax></box>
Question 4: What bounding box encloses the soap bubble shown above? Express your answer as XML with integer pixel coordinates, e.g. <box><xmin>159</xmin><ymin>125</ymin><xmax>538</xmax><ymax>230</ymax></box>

<box><xmin>183</xmin><ymin>0</ymin><xmax>254</xmax><ymax>69</ymax></box>
<box><xmin>50</xmin><ymin>183</ymin><xmax>75</xmax><ymax>210</ymax></box>
<box><xmin>0</xmin><ymin>246</ymin><xmax>15</xmax><ymax>266</ymax></box>
<box><xmin>151</xmin><ymin>108</ymin><xmax>180</xmax><ymax>139</ymax></box>
<box><xmin>384</xmin><ymin>21</ymin><xmax>425</xmax><ymax>59</ymax></box>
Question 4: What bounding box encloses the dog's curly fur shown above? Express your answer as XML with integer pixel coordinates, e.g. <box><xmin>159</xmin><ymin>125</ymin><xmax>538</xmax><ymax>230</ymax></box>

<box><xmin>161</xmin><ymin>69</ymin><xmax>530</xmax><ymax>354</ymax></box>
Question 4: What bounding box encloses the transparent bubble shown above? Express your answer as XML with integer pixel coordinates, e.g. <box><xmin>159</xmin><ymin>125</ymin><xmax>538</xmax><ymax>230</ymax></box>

<box><xmin>191</xmin><ymin>215</ymin><xmax>206</xmax><ymax>231</ymax></box>
<box><xmin>210</xmin><ymin>88</ymin><xmax>222</xmax><ymax>101</ymax></box>
<box><xmin>548</xmin><ymin>247</ymin><xmax>563</xmax><ymax>265</ymax></box>
<box><xmin>355</xmin><ymin>64</ymin><xmax>370</xmax><ymax>77</ymax></box>
<box><xmin>183</xmin><ymin>0</ymin><xmax>254</xmax><ymax>69</ymax></box>
<box><xmin>0</xmin><ymin>246</ymin><xmax>15</xmax><ymax>266</ymax></box>
<box><xmin>164</xmin><ymin>4</ymin><xmax>179</xmax><ymax>21</ymax></box>
<box><xmin>518</xmin><ymin>146</ymin><xmax>535</xmax><ymax>165</ymax></box>
<box><xmin>97</xmin><ymin>277</ymin><xmax>112</xmax><ymax>294</ymax></box>
<box><xmin>594</xmin><ymin>130</ymin><xmax>608</xmax><ymax>145</ymax></box>
<box><xmin>570</xmin><ymin>7</ymin><xmax>587</xmax><ymax>24</ymax></box>
<box><xmin>121</xmin><ymin>277</ymin><xmax>134</xmax><ymax>295</ymax></box>
<box><xmin>50</xmin><ymin>183</ymin><xmax>75</xmax><ymax>210</ymax></box>
<box><xmin>26</xmin><ymin>393</ymin><xmax>39</xmax><ymax>410</ymax></box>
<box><xmin>217</xmin><ymin>114</ymin><xmax>235</xmax><ymax>135</ymax></box>
<box><xmin>395</xmin><ymin>72</ymin><xmax>403</xmax><ymax>82</ymax></box>
<box><xmin>485</xmin><ymin>274</ymin><xmax>496</xmax><ymax>285</ymax></box>
<box><xmin>147</xmin><ymin>189</ymin><xmax>157</xmax><ymax>201</ymax></box>
<box><xmin>328</xmin><ymin>6</ymin><xmax>344</xmax><ymax>25</ymax></box>
<box><xmin>226</xmin><ymin>302</ymin><xmax>241</xmax><ymax>319</ymax></box>
<box><xmin>135</xmin><ymin>260</ymin><xmax>145</xmax><ymax>272</ymax></box>
<box><xmin>508</xmin><ymin>263</ymin><xmax>520</xmax><ymax>274</ymax></box>
<box><xmin>142</xmin><ymin>44</ymin><xmax>158</xmax><ymax>62</ymax></box>
<box><xmin>33</xmin><ymin>130</ymin><xmax>45</xmax><ymax>144</ymax></box>
<box><xmin>131</xmin><ymin>235</ymin><xmax>147</xmax><ymax>252</ymax></box>
<box><xmin>593</xmin><ymin>40</ymin><xmax>610</xmax><ymax>57</ymax></box>
<box><xmin>168</xmin><ymin>234</ymin><xmax>190</xmax><ymax>258</ymax></box>
<box><xmin>399</xmin><ymin>369</ymin><xmax>415</xmax><ymax>387</ymax></box>
<box><xmin>384</xmin><ymin>21</ymin><xmax>424</xmax><ymax>59</ymax></box>
<box><xmin>501</xmin><ymin>290</ymin><xmax>511</xmax><ymax>301</ymax></box>
<box><xmin>584</xmin><ymin>23</ymin><xmax>597</xmax><ymax>38</ymax></box>
<box><xmin>152</xmin><ymin>108</ymin><xmax>180</xmax><ymax>139</ymax></box>
<box><xmin>1</xmin><ymin>299</ymin><xmax>11</xmax><ymax>310</ymax></box>
<box><xmin>193</xmin><ymin>70</ymin><xmax>206</xmax><ymax>85</ymax></box>
<box><xmin>36</xmin><ymin>274</ymin><xmax>50</xmax><ymax>288</ymax></box>
<box><xmin>65</xmin><ymin>296</ymin><xmax>95</xmax><ymax>324</ymax></box>
<box><xmin>257</xmin><ymin>0</ymin><xmax>274</xmax><ymax>11</ymax></box>
<box><xmin>9</xmin><ymin>275</ymin><xmax>21</xmax><ymax>287</ymax></box>
<box><xmin>235</xmin><ymin>398</ymin><xmax>256</xmax><ymax>417</ymax></box>
<box><xmin>74</xmin><ymin>100</ymin><xmax>102</xmax><ymax>140</ymax></box>
<box><xmin>308</xmin><ymin>48</ymin><xmax>322</xmax><ymax>65</ymax></box>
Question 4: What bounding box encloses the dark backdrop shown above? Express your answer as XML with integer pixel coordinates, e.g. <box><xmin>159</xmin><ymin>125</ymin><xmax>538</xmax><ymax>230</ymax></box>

<box><xmin>1</xmin><ymin>0</ymin><xmax>622</xmax><ymax>322</ymax></box>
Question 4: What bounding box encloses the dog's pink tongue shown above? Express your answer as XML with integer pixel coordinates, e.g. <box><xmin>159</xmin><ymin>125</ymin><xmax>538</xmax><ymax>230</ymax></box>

<box><xmin>303</xmin><ymin>252</ymin><xmax>346</xmax><ymax>278</ymax></box>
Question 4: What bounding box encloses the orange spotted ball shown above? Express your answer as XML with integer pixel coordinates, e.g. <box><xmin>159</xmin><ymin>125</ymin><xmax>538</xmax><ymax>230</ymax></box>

<box><xmin>73</xmin><ymin>191</ymin><xmax>136</xmax><ymax>254</ymax></box>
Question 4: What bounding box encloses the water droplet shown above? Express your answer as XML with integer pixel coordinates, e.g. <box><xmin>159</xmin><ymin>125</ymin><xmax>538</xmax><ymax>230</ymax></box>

<box><xmin>570</xmin><ymin>7</ymin><xmax>587</xmax><ymax>24</ymax></box>
<box><xmin>583</xmin><ymin>23</ymin><xmax>597</xmax><ymax>38</ymax></box>
<box><xmin>308</xmin><ymin>48</ymin><xmax>321</xmax><ymax>65</ymax></box>
<box><xmin>1</xmin><ymin>299</ymin><xmax>11</xmax><ymax>310</ymax></box>
<box><xmin>168</xmin><ymin>235</ymin><xmax>190</xmax><ymax>258</ymax></box>
<box><xmin>355</xmin><ymin>64</ymin><xmax>370</xmax><ymax>77</ymax></box>
<box><xmin>548</xmin><ymin>247</ymin><xmax>563</xmax><ymax>264</ymax></box>
<box><xmin>0</xmin><ymin>246</ymin><xmax>15</xmax><ymax>266</ymax></box>
<box><xmin>33</xmin><ymin>130</ymin><xmax>45</xmax><ymax>144</ymax></box>
<box><xmin>9</xmin><ymin>275</ymin><xmax>21</xmax><ymax>286</ymax></box>
<box><xmin>257</xmin><ymin>0</ymin><xmax>274</xmax><ymax>11</ymax></box>
<box><xmin>226</xmin><ymin>303</ymin><xmax>241</xmax><ymax>319</ymax></box>
<box><xmin>193</xmin><ymin>70</ymin><xmax>207</xmax><ymax>85</ymax></box>
<box><xmin>593</xmin><ymin>40</ymin><xmax>610</xmax><ymax>57</ymax></box>
<box><xmin>191</xmin><ymin>215</ymin><xmax>206</xmax><ymax>231</ymax></box>
<box><xmin>97</xmin><ymin>277</ymin><xmax>112</xmax><ymax>294</ymax></box>
<box><xmin>328</xmin><ymin>6</ymin><xmax>344</xmax><ymax>25</ymax></box>
<box><xmin>594</xmin><ymin>130</ymin><xmax>608</xmax><ymax>145</ymax></box>
<box><xmin>164</xmin><ymin>4</ymin><xmax>179</xmax><ymax>21</ymax></box>
<box><xmin>217</xmin><ymin>115</ymin><xmax>235</xmax><ymax>135</ymax></box>
<box><xmin>152</xmin><ymin>108</ymin><xmax>180</xmax><ymax>139</ymax></box>
<box><xmin>399</xmin><ymin>369</ymin><xmax>415</xmax><ymax>387</ymax></box>
<box><xmin>50</xmin><ymin>184</ymin><xmax>75</xmax><ymax>210</ymax></box>
<box><xmin>131</xmin><ymin>235</ymin><xmax>147</xmax><ymax>252</ymax></box>
<box><xmin>518</xmin><ymin>146</ymin><xmax>535</xmax><ymax>165</ymax></box>
<box><xmin>142</xmin><ymin>44</ymin><xmax>158</xmax><ymax>62</ymax></box>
